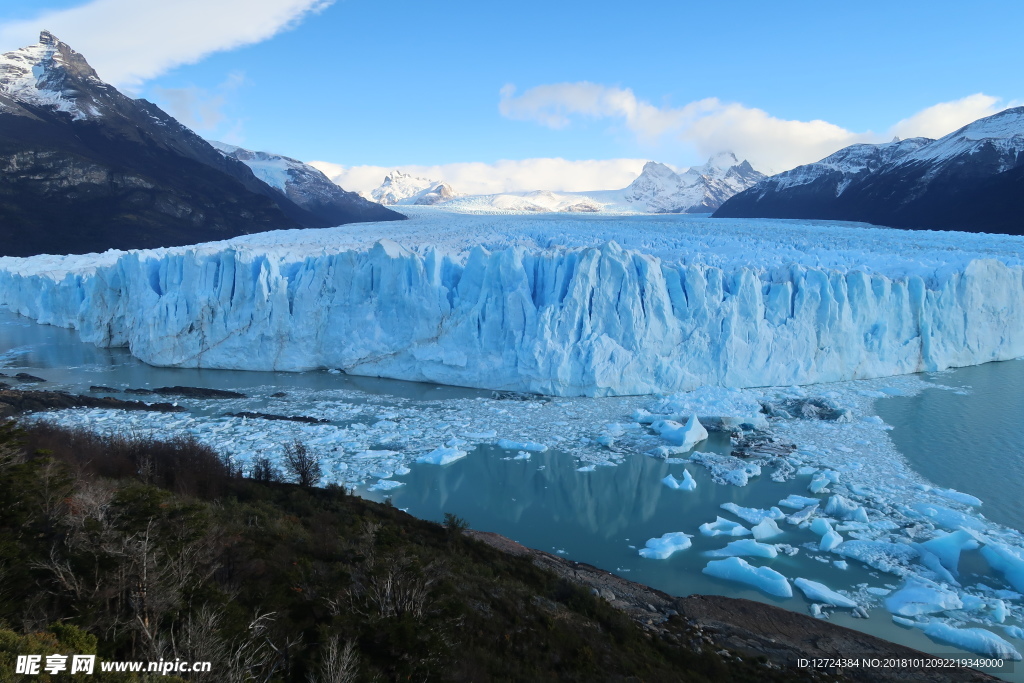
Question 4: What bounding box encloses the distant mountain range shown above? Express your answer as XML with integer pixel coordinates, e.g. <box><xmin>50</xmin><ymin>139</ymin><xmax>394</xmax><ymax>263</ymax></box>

<box><xmin>369</xmin><ymin>169</ymin><xmax>460</xmax><ymax>206</ymax></box>
<box><xmin>364</xmin><ymin>153</ymin><xmax>765</xmax><ymax>215</ymax></box>
<box><xmin>0</xmin><ymin>32</ymin><xmax>401</xmax><ymax>257</ymax></box>
<box><xmin>714</xmin><ymin>107</ymin><xmax>1024</xmax><ymax>235</ymax></box>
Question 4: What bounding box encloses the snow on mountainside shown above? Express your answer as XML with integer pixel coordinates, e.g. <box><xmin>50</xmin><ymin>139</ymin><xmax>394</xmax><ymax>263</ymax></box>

<box><xmin>0</xmin><ymin>30</ymin><xmax>105</xmax><ymax>120</ymax></box>
<box><xmin>369</xmin><ymin>170</ymin><xmax>459</xmax><ymax>205</ymax></box>
<box><xmin>211</xmin><ymin>142</ymin><xmax>399</xmax><ymax>225</ymax></box>
<box><xmin>715</xmin><ymin>107</ymin><xmax>1024</xmax><ymax>235</ymax></box>
<box><xmin>0</xmin><ymin>32</ymin><xmax>402</xmax><ymax>256</ymax></box>
<box><xmin>2</xmin><ymin>209</ymin><xmax>1023</xmax><ymax>397</ymax></box>
<box><xmin>434</xmin><ymin>154</ymin><xmax>764</xmax><ymax>215</ymax></box>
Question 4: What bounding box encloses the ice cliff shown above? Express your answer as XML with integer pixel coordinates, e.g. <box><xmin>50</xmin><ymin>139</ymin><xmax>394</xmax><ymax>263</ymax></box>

<box><xmin>1</xmin><ymin>211</ymin><xmax>1023</xmax><ymax>397</ymax></box>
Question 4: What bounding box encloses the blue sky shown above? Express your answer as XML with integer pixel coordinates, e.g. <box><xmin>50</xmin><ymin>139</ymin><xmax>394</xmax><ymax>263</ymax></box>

<box><xmin>1</xmin><ymin>0</ymin><xmax>1021</xmax><ymax>192</ymax></box>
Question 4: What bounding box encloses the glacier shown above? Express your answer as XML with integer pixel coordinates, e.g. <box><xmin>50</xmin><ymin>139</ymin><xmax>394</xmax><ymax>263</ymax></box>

<box><xmin>1</xmin><ymin>209</ymin><xmax>1023</xmax><ymax>397</ymax></box>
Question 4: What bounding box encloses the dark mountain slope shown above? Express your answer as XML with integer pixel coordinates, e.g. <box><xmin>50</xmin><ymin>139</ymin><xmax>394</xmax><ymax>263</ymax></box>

<box><xmin>0</xmin><ymin>32</ymin><xmax>401</xmax><ymax>257</ymax></box>
<box><xmin>714</xmin><ymin>108</ymin><xmax>1024</xmax><ymax>235</ymax></box>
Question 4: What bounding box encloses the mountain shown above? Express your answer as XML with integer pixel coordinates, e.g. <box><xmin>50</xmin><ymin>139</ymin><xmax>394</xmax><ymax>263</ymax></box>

<box><xmin>0</xmin><ymin>32</ymin><xmax>401</xmax><ymax>257</ymax></box>
<box><xmin>370</xmin><ymin>170</ymin><xmax>459</xmax><ymax>205</ymax></box>
<box><xmin>622</xmin><ymin>153</ymin><xmax>766</xmax><ymax>213</ymax></box>
<box><xmin>211</xmin><ymin>142</ymin><xmax>399</xmax><ymax>225</ymax></box>
<box><xmin>714</xmin><ymin>108</ymin><xmax>1024</xmax><ymax>234</ymax></box>
<box><xmin>434</xmin><ymin>154</ymin><xmax>764</xmax><ymax>215</ymax></box>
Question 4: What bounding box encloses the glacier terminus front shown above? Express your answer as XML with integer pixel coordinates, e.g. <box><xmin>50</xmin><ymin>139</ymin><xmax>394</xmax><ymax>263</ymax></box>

<box><xmin>1</xmin><ymin>208</ymin><xmax>1022</xmax><ymax>397</ymax></box>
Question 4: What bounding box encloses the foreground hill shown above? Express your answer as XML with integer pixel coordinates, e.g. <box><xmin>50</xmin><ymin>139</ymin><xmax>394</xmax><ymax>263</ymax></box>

<box><xmin>0</xmin><ymin>32</ymin><xmax>401</xmax><ymax>257</ymax></box>
<box><xmin>0</xmin><ymin>420</ymin><xmax>994</xmax><ymax>682</ymax></box>
<box><xmin>714</xmin><ymin>108</ymin><xmax>1024</xmax><ymax>234</ymax></box>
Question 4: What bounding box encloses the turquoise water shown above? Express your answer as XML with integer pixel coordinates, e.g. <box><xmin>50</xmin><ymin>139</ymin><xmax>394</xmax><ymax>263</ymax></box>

<box><xmin>875</xmin><ymin>360</ymin><xmax>1024</xmax><ymax>533</ymax></box>
<box><xmin>3</xmin><ymin>308</ymin><xmax>1022</xmax><ymax>677</ymax></box>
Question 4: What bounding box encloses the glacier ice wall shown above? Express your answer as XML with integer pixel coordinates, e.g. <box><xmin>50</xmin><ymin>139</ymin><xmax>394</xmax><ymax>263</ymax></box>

<box><xmin>1</xmin><ymin>239</ymin><xmax>1023</xmax><ymax>396</ymax></box>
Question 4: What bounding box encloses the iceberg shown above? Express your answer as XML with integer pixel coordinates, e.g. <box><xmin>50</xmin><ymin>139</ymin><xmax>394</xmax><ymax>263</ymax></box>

<box><xmin>662</xmin><ymin>469</ymin><xmax>697</xmax><ymax>491</ymax></box>
<box><xmin>884</xmin><ymin>578</ymin><xmax>964</xmax><ymax>616</ymax></box>
<box><xmin>706</xmin><ymin>539</ymin><xmax>778</xmax><ymax>559</ymax></box>
<box><xmin>415</xmin><ymin>446</ymin><xmax>467</xmax><ymax>466</ymax></box>
<box><xmin>921</xmin><ymin>623</ymin><xmax>1022</xmax><ymax>661</ymax></box>
<box><xmin>652</xmin><ymin>415</ymin><xmax>707</xmax><ymax>449</ymax></box>
<box><xmin>699</xmin><ymin>516</ymin><xmax>752</xmax><ymax>537</ymax></box>
<box><xmin>720</xmin><ymin>502</ymin><xmax>784</xmax><ymax>525</ymax></box>
<box><xmin>793</xmin><ymin>578</ymin><xmax>858</xmax><ymax>608</ymax></box>
<box><xmin>751</xmin><ymin>518</ymin><xmax>784</xmax><ymax>541</ymax></box>
<box><xmin>3</xmin><ymin>210</ymin><xmax>1023</xmax><ymax>397</ymax></box>
<box><xmin>702</xmin><ymin>557</ymin><xmax>793</xmax><ymax>598</ymax></box>
<box><xmin>639</xmin><ymin>532</ymin><xmax>693</xmax><ymax>559</ymax></box>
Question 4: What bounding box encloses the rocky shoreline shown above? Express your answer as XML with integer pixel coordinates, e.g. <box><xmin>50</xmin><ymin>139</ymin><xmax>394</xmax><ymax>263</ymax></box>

<box><xmin>468</xmin><ymin>530</ymin><xmax>999</xmax><ymax>682</ymax></box>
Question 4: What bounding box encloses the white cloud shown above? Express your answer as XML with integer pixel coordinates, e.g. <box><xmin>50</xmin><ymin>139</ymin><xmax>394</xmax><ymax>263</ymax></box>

<box><xmin>888</xmin><ymin>93</ymin><xmax>1006</xmax><ymax>140</ymax></box>
<box><xmin>0</xmin><ymin>0</ymin><xmax>334</xmax><ymax>88</ymax></box>
<box><xmin>308</xmin><ymin>158</ymin><xmax>652</xmax><ymax>196</ymax></box>
<box><xmin>499</xmin><ymin>83</ymin><xmax>1016</xmax><ymax>173</ymax></box>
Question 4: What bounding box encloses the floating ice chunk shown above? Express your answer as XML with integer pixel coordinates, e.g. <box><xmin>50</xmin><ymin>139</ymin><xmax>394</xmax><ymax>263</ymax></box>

<box><xmin>368</xmin><ymin>479</ymin><xmax>405</xmax><ymax>491</ymax></box>
<box><xmin>838</xmin><ymin>540</ymin><xmax>919</xmax><ymax>575</ymax></box>
<box><xmin>934</xmin><ymin>488</ymin><xmax>982</xmax><ymax>507</ymax></box>
<box><xmin>980</xmin><ymin>542</ymin><xmax>1024</xmax><ymax>593</ymax></box>
<box><xmin>702</xmin><ymin>557</ymin><xmax>792</xmax><ymax>598</ymax></box>
<box><xmin>497</xmin><ymin>438</ymin><xmax>547</xmax><ymax>452</ymax></box>
<box><xmin>752</xmin><ymin>518</ymin><xmax>784</xmax><ymax>541</ymax></box>
<box><xmin>776</xmin><ymin>544</ymin><xmax>799</xmax><ymax>557</ymax></box>
<box><xmin>577</xmin><ymin>464</ymin><xmax>596</xmax><ymax>472</ymax></box>
<box><xmin>663</xmin><ymin>469</ymin><xmax>697</xmax><ymax>491</ymax></box>
<box><xmin>416</xmin><ymin>446</ymin><xmax>467</xmax><ymax>466</ymax></box>
<box><xmin>787</xmin><ymin>504</ymin><xmax>819</xmax><ymax>525</ymax></box>
<box><xmin>1003</xmin><ymin>625</ymin><xmax>1024</xmax><ymax>640</ymax></box>
<box><xmin>919</xmin><ymin>530</ymin><xmax>979</xmax><ymax>575</ymax></box>
<box><xmin>815</xmin><ymin>521</ymin><xmax>844</xmax><ymax>552</ymax></box>
<box><xmin>834</xmin><ymin>560</ymin><xmax>849</xmax><ymax>570</ymax></box>
<box><xmin>639</xmin><ymin>532</ymin><xmax>693</xmax><ymax>559</ymax></box>
<box><xmin>910</xmin><ymin>503</ymin><xmax>987</xmax><ymax>531</ymax></box>
<box><xmin>991</xmin><ymin>599</ymin><xmax>1008</xmax><ymax>623</ymax></box>
<box><xmin>652</xmin><ymin>415</ymin><xmax>708</xmax><ymax>450</ymax></box>
<box><xmin>707</xmin><ymin>539</ymin><xmax>778</xmax><ymax>559</ymax></box>
<box><xmin>921</xmin><ymin>623</ymin><xmax>1022</xmax><ymax>661</ymax></box>
<box><xmin>825</xmin><ymin>495</ymin><xmax>869</xmax><ymax>522</ymax></box>
<box><xmin>794</xmin><ymin>578</ymin><xmax>858</xmax><ymax>608</ymax></box>
<box><xmin>884</xmin><ymin>578</ymin><xmax>964</xmax><ymax>616</ymax></box>
<box><xmin>699</xmin><ymin>517</ymin><xmax>752</xmax><ymax>537</ymax></box>
<box><xmin>513</xmin><ymin>452</ymin><xmax>531</xmax><ymax>460</ymax></box>
<box><xmin>721</xmin><ymin>503</ymin><xmax>784</xmax><ymax>525</ymax></box>
<box><xmin>779</xmin><ymin>494</ymin><xmax>820</xmax><ymax>509</ymax></box>
<box><xmin>808</xmin><ymin>474</ymin><xmax>830</xmax><ymax>494</ymax></box>
<box><xmin>796</xmin><ymin>466</ymin><xmax>818</xmax><ymax>476</ymax></box>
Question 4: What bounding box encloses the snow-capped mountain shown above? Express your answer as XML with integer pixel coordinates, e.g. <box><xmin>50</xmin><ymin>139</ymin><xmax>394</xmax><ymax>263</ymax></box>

<box><xmin>0</xmin><ymin>32</ymin><xmax>400</xmax><ymax>257</ymax></box>
<box><xmin>623</xmin><ymin>153</ymin><xmax>766</xmax><ymax>213</ymax></box>
<box><xmin>433</xmin><ymin>154</ymin><xmax>764</xmax><ymax>215</ymax></box>
<box><xmin>715</xmin><ymin>108</ymin><xmax>1024</xmax><ymax>234</ymax></box>
<box><xmin>370</xmin><ymin>170</ymin><xmax>459</xmax><ymax>205</ymax></box>
<box><xmin>212</xmin><ymin>142</ymin><xmax>400</xmax><ymax>224</ymax></box>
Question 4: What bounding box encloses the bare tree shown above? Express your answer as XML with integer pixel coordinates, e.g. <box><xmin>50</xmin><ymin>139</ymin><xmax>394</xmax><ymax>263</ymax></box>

<box><xmin>309</xmin><ymin>635</ymin><xmax>359</xmax><ymax>683</ymax></box>
<box><xmin>282</xmin><ymin>441</ymin><xmax>322</xmax><ymax>487</ymax></box>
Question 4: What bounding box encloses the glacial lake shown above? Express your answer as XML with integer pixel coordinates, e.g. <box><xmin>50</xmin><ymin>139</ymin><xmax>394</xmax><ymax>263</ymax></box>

<box><xmin>2</xmin><ymin>307</ymin><xmax>1023</xmax><ymax>678</ymax></box>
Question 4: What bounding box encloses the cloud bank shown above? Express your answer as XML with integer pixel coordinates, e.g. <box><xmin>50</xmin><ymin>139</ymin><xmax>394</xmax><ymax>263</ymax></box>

<box><xmin>308</xmin><ymin>158</ymin><xmax>652</xmax><ymax>196</ymax></box>
<box><xmin>0</xmin><ymin>0</ymin><xmax>334</xmax><ymax>88</ymax></box>
<box><xmin>500</xmin><ymin>83</ymin><xmax>1013</xmax><ymax>173</ymax></box>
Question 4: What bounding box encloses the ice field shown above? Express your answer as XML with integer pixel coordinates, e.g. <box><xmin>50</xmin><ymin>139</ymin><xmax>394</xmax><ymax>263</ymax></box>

<box><xmin>1</xmin><ymin>209</ymin><xmax>1023</xmax><ymax>395</ymax></box>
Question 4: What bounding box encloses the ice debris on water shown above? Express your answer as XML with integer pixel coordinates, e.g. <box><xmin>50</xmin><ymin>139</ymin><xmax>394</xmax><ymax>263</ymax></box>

<box><xmin>639</xmin><ymin>532</ymin><xmax>693</xmax><ymax>559</ymax></box>
<box><xmin>702</xmin><ymin>557</ymin><xmax>793</xmax><ymax>598</ymax></box>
